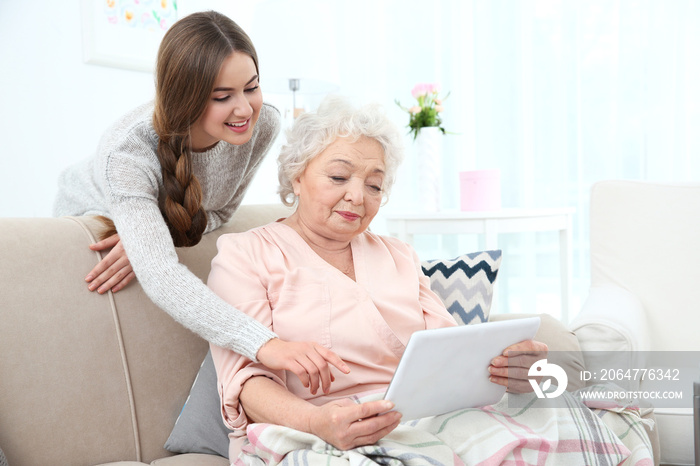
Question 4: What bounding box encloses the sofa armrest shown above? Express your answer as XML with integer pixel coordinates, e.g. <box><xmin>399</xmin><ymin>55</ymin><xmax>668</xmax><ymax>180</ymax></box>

<box><xmin>569</xmin><ymin>285</ymin><xmax>650</xmax><ymax>353</ymax></box>
<box><xmin>569</xmin><ymin>286</ymin><xmax>660</xmax><ymax>464</ymax></box>
<box><xmin>569</xmin><ymin>285</ymin><xmax>651</xmax><ymax>394</ymax></box>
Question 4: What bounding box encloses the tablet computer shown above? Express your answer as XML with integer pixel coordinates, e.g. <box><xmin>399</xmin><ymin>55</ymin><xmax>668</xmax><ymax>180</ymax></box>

<box><xmin>383</xmin><ymin>316</ymin><xmax>541</xmax><ymax>421</ymax></box>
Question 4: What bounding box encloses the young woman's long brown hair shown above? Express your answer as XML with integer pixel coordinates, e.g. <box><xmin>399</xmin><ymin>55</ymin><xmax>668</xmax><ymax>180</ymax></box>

<box><xmin>154</xmin><ymin>11</ymin><xmax>259</xmax><ymax>247</ymax></box>
<box><xmin>101</xmin><ymin>11</ymin><xmax>259</xmax><ymax>247</ymax></box>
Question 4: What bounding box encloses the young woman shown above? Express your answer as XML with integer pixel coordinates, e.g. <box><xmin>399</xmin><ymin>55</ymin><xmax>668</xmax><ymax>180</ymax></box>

<box><xmin>53</xmin><ymin>11</ymin><xmax>347</xmax><ymax>394</ymax></box>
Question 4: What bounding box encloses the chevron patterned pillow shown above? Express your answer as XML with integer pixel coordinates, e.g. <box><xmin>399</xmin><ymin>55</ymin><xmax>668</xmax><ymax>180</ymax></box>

<box><xmin>421</xmin><ymin>250</ymin><xmax>502</xmax><ymax>326</ymax></box>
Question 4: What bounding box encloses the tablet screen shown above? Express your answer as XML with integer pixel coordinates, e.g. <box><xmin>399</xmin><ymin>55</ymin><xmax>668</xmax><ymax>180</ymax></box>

<box><xmin>384</xmin><ymin>316</ymin><xmax>541</xmax><ymax>420</ymax></box>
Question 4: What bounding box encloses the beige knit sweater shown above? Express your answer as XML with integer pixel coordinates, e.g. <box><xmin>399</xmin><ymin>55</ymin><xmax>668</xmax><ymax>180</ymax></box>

<box><xmin>54</xmin><ymin>101</ymin><xmax>281</xmax><ymax>361</ymax></box>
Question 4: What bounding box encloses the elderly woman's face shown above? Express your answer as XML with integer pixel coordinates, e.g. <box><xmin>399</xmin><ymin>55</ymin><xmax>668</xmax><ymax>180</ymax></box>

<box><xmin>293</xmin><ymin>136</ymin><xmax>386</xmax><ymax>241</ymax></box>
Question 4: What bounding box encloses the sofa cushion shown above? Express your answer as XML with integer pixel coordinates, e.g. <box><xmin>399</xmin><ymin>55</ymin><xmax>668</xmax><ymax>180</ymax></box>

<box><xmin>98</xmin><ymin>453</ymin><xmax>229</xmax><ymax>465</ymax></box>
<box><xmin>151</xmin><ymin>453</ymin><xmax>230</xmax><ymax>465</ymax></box>
<box><xmin>166</xmin><ymin>249</ymin><xmax>503</xmax><ymax>458</ymax></box>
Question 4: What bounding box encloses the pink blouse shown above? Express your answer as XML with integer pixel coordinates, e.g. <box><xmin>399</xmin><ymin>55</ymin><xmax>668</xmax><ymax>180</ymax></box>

<box><xmin>208</xmin><ymin>221</ymin><xmax>457</xmax><ymax>437</ymax></box>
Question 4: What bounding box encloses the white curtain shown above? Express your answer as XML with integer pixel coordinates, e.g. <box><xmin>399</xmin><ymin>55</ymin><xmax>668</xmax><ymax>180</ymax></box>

<box><xmin>440</xmin><ymin>0</ymin><xmax>700</xmax><ymax>319</ymax></box>
<box><xmin>250</xmin><ymin>0</ymin><xmax>700</xmax><ymax>320</ymax></box>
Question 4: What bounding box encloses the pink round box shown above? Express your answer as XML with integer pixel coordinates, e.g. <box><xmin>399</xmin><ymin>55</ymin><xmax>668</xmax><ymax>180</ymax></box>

<box><xmin>459</xmin><ymin>169</ymin><xmax>502</xmax><ymax>211</ymax></box>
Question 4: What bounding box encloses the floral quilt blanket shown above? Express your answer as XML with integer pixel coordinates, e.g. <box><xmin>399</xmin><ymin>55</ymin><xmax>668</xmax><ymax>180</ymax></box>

<box><xmin>234</xmin><ymin>387</ymin><xmax>654</xmax><ymax>466</ymax></box>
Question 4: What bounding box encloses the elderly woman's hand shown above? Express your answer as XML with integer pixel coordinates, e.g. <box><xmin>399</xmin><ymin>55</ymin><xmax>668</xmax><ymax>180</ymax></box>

<box><xmin>310</xmin><ymin>398</ymin><xmax>402</xmax><ymax>451</ymax></box>
<box><xmin>488</xmin><ymin>339</ymin><xmax>548</xmax><ymax>393</ymax></box>
<box><xmin>257</xmin><ymin>338</ymin><xmax>351</xmax><ymax>395</ymax></box>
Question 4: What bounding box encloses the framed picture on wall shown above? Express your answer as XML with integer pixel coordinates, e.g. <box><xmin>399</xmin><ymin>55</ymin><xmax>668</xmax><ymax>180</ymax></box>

<box><xmin>81</xmin><ymin>0</ymin><xmax>179</xmax><ymax>72</ymax></box>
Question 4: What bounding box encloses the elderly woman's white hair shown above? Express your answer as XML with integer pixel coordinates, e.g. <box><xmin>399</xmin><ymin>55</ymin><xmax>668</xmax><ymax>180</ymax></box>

<box><xmin>277</xmin><ymin>95</ymin><xmax>404</xmax><ymax>206</ymax></box>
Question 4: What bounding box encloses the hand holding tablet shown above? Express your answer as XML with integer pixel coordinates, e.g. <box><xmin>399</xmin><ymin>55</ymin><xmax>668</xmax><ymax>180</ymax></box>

<box><xmin>383</xmin><ymin>317</ymin><xmax>541</xmax><ymax>421</ymax></box>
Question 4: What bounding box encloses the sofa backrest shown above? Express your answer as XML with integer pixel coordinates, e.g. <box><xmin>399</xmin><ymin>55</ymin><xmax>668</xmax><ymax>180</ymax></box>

<box><xmin>589</xmin><ymin>180</ymin><xmax>700</xmax><ymax>351</ymax></box>
<box><xmin>0</xmin><ymin>204</ymin><xmax>292</xmax><ymax>466</ymax></box>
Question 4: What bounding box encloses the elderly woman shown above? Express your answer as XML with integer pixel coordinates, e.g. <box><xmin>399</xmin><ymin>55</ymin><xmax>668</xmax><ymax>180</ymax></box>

<box><xmin>207</xmin><ymin>96</ymin><xmax>559</xmax><ymax>457</ymax></box>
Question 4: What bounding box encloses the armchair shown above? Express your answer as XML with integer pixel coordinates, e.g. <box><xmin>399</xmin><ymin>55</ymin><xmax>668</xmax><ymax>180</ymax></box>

<box><xmin>570</xmin><ymin>180</ymin><xmax>700</xmax><ymax>465</ymax></box>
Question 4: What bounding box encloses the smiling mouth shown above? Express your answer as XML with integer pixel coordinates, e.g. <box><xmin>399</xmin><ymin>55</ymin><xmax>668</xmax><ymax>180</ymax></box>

<box><xmin>224</xmin><ymin>119</ymin><xmax>250</xmax><ymax>133</ymax></box>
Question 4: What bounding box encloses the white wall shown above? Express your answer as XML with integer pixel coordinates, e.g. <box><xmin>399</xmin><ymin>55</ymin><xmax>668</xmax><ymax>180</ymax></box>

<box><xmin>0</xmin><ymin>0</ymin><xmax>458</xmax><ymax>218</ymax></box>
<box><xmin>0</xmin><ymin>1</ymin><xmax>155</xmax><ymax>216</ymax></box>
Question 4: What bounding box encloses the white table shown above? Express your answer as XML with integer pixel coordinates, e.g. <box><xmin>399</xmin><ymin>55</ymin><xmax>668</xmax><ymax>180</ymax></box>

<box><xmin>384</xmin><ymin>208</ymin><xmax>575</xmax><ymax>323</ymax></box>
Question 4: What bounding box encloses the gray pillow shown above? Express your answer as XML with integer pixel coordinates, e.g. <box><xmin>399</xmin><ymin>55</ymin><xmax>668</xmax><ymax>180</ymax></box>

<box><xmin>164</xmin><ymin>350</ymin><xmax>230</xmax><ymax>458</ymax></box>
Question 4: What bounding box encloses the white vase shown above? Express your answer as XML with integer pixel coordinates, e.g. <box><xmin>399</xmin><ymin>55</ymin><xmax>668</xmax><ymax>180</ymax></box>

<box><xmin>414</xmin><ymin>127</ymin><xmax>443</xmax><ymax>212</ymax></box>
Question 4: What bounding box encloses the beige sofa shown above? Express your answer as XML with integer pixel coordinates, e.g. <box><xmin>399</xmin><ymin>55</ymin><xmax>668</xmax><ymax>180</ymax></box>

<box><xmin>0</xmin><ymin>204</ymin><xmax>657</xmax><ymax>465</ymax></box>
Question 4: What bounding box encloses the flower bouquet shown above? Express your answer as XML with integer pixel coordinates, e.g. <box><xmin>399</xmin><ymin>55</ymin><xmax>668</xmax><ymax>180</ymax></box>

<box><xmin>395</xmin><ymin>83</ymin><xmax>450</xmax><ymax>139</ymax></box>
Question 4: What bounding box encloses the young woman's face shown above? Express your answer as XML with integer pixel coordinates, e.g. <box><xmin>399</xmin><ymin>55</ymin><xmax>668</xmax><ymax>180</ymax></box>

<box><xmin>293</xmin><ymin>136</ymin><xmax>386</xmax><ymax>243</ymax></box>
<box><xmin>190</xmin><ymin>51</ymin><xmax>263</xmax><ymax>151</ymax></box>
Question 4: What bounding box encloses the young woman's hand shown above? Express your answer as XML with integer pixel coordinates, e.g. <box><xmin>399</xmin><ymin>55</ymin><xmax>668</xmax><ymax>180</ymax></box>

<box><xmin>310</xmin><ymin>398</ymin><xmax>402</xmax><ymax>450</ymax></box>
<box><xmin>85</xmin><ymin>234</ymin><xmax>136</xmax><ymax>294</ymax></box>
<box><xmin>488</xmin><ymin>339</ymin><xmax>549</xmax><ymax>393</ymax></box>
<box><xmin>256</xmin><ymin>338</ymin><xmax>351</xmax><ymax>395</ymax></box>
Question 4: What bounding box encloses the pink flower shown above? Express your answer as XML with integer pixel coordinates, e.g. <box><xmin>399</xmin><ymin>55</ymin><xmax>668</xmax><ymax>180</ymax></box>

<box><xmin>409</xmin><ymin>106</ymin><xmax>422</xmax><ymax>114</ymax></box>
<box><xmin>410</xmin><ymin>84</ymin><xmax>426</xmax><ymax>98</ymax></box>
<box><xmin>435</xmin><ymin>105</ymin><xmax>444</xmax><ymax>113</ymax></box>
<box><xmin>411</xmin><ymin>83</ymin><xmax>439</xmax><ymax>98</ymax></box>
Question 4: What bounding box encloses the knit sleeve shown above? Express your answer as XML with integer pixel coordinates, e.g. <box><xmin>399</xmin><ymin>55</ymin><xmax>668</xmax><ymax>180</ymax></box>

<box><xmin>104</xmin><ymin>149</ymin><xmax>276</xmax><ymax>361</ymax></box>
